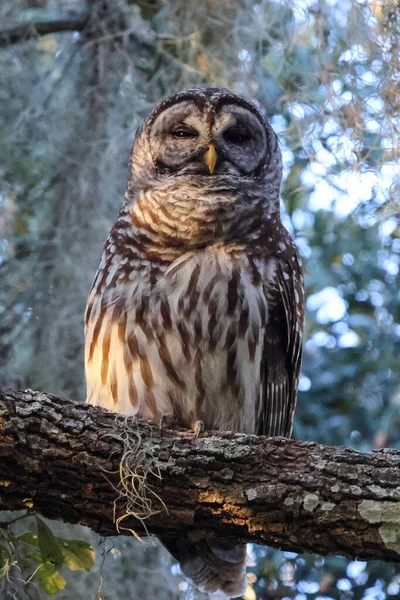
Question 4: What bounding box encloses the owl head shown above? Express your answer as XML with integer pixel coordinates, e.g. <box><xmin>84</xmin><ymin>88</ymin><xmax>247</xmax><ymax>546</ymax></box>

<box><xmin>129</xmin><ymin>88</ymin><xmax>282</xmax><ymax>202</ymax></box>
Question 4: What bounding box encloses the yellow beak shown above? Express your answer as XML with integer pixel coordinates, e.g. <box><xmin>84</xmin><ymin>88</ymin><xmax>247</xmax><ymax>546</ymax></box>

<box><xmin>203</xmin><ymin>144</ymin><xmax>217</xmax><ymax>174</ymax></box>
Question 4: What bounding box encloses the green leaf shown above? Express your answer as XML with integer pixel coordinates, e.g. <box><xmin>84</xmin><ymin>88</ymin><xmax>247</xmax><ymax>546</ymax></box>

<box><xmin>21</xmin><ymin>530</ymin><xmax>94</xmax><ymax>572</ymax></box>
<box><xmin>37</xmin><ymin>561</ymin><xmax>66</xmax><ymax>597</ymax></box>
<box><xmin>58</xmin><ymin>539</ymin><xmax>95</xmax><ymax>572</ymax></box>
<box><xmin>27</xmin><ymin>551</ymin><xmax>42</xmax><ymax>563</ymax></box>
<box><xmin>18</xmin><ymin>531</ymin><xmax>39</xmax><ymax>546</ymax></box>
<box><xmin>36</xmin><ymin>518</ymin><xmax>64</xmax><ymax>568</ymax></box>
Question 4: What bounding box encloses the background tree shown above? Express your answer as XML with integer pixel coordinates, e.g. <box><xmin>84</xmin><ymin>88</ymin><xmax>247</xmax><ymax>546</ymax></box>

<box><xmin>0</xmin><ymin>0</ymin><xmax>399</xmax><ymax>599</ymax></box>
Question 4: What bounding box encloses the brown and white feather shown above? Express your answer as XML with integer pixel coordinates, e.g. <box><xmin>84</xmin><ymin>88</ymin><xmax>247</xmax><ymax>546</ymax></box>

<box><xmin>84</xmin><ymin>87</ymin><xmax>304</xmax><ymax>599</ymax></box>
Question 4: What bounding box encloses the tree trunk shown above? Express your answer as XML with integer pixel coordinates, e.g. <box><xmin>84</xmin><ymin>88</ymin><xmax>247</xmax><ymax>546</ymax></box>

<box><xmin>1</xmin><ymin>387</ymin><xmax>400</xmax><ymax>563</ymax></box>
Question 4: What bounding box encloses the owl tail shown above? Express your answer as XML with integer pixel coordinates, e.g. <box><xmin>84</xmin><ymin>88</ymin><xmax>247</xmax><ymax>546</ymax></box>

<box><xmin>161</xmin><ymin>536</ymin><xmax>247</xmax><ymax>598</ymax></box>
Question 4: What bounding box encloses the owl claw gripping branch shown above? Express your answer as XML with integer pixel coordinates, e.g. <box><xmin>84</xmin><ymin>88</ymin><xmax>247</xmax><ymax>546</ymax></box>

<box><xmin>84</xmin><ymin>88</ymin><xmax>304</xmax><ymax>599</ymax></box>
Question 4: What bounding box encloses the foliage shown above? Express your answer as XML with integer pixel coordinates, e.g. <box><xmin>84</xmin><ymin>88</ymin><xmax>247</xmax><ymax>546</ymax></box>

<box><xmin>0</xmin><ymin>515</ymin><xmax>94</xmax><ymax>597</ymax></box>
<box><xmin>0</xmin><ymin>0</ymin><xmax>399</xmax><ymax>599</ymax></box>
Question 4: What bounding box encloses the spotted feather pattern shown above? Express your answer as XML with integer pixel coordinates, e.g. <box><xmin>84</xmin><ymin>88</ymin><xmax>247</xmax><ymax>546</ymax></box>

<box><xmin>85</xmin><ymin>220</ymin><xmax>271</xmax><ymax>434</ymax></box>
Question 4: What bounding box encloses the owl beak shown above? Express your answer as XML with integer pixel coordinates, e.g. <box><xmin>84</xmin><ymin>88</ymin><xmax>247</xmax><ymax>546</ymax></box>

<box><xmin>204</xmin><ymin>144</ymin><xmax>217</xmax><ymax>174</ymax></box>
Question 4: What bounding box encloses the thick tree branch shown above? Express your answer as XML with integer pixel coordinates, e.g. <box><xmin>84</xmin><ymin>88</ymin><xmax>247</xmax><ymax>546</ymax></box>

<box><xmin>1</xmin><ymin>387</ymin><xmax>400</xmax><ymax>563</ymax></box>
<box><xmin>0</xmin><ymin>15</ymin><xmax>90</xmax><ymax>48</ymax></box>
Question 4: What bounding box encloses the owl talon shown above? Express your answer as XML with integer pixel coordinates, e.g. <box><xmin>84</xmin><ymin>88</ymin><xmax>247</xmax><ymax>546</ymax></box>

<box><xmin>192</xmin><ymin>419</ymin><xmax>204</xmax><ymax>438</ymax></box>
<box><xmin>159</xmin><ymin>414</ymin><xmax>177</xmax><ymax>433</ymax></box>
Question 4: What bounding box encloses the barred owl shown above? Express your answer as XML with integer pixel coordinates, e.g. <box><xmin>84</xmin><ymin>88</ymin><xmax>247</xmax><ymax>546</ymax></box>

<box><xmin>85</xmin><ymin>88</ymin><xmax>304</xmax><ymax>599</ymax></box>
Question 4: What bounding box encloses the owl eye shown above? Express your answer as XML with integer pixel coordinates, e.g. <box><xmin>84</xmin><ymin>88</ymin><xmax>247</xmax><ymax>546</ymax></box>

<box><xmin>171</xmin><ymin>126</ymin><xmax>198</xmax><ymax>138</ymax></box>
<box><xmin>224</xmin><ymin>127</ymin><xmax>251</xmax><ymax>144</ymax></box>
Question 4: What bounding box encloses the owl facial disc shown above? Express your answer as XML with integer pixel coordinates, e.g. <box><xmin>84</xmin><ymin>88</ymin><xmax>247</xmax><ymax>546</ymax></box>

<box><xmin>145</xmin><ymin>90</ymin><xmax>270</xmax><ymax>179</ymax></box>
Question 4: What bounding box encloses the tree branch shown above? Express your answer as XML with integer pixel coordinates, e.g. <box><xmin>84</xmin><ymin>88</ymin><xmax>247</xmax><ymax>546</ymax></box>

<box><xmin>0</xmin><ymin>15</ymin><xmax>90</xmax><ymax>48</ymax></box>
<box><xmin>1</xmin><ymin>387</ymin><xmax>400</xmax><ymax>563</ymax></box>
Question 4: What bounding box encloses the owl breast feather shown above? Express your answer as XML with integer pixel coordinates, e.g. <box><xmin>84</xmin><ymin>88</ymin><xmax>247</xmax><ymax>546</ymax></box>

<box><xmin>85</xmin><ymin>246</ymin><xmax>272</xmax><ymax>434</ymax></box>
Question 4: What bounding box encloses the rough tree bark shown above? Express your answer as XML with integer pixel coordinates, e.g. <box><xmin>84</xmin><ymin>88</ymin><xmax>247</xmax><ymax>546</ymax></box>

<box><xmin>1</xmin><ymin>387</ymin><xmax>400</xmax><ymax>564</ymax></box>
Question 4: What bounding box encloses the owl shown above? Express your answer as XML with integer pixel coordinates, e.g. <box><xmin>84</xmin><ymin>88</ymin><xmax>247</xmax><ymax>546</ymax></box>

<box><xmin>85</xmin><ymin>88</ymin><xmax>304</xmax><ymax>599</ymax></box>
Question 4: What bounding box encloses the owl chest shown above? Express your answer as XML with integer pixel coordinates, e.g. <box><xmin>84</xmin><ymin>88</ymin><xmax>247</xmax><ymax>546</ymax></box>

<box><xmin>124</xmin><ymin>252</ymin><xmax>269</xmax><ymax>430</ymax></box>
<box><xmin>86</xmin><ymin>250</ymin><xmax>271</xmax><ymax>430</ymax></box>
<box><xmin>129</xmin><ymin>252</ymin><xmax>268</xmax><ymax>355</ymax></box>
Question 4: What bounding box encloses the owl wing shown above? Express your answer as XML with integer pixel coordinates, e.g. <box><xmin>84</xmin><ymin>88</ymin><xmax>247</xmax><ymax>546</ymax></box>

<box><xmin>258</xmin><ymin>248</ymin><xmax>304</xmax><ymax>437</ymax></box>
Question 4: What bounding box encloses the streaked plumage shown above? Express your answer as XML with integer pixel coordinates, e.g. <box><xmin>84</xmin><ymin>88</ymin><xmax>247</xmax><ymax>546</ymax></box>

<box><xmin>85</xmin><ymin>88</ymin><xmax>304</xmax><ymax>598</ymax></box>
